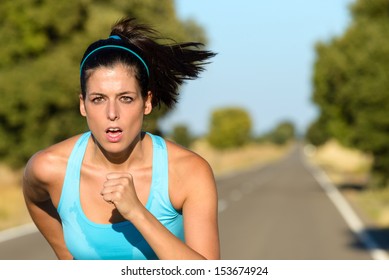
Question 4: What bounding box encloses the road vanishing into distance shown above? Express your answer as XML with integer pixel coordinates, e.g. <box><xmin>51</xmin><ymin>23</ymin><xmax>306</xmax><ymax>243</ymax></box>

<box><xmin>1</xmin><ymin>145</ymin><xmax>388</xmax><ymax>260</ymax></box>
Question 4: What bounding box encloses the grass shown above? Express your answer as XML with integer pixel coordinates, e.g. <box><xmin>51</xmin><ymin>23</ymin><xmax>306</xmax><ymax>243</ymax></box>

<box><xmin>353</xmin><ymin>189</ymin><xmax>389</xmax><ymax>227</ymax></box>
<box><xmin>192</xmin><ymin>139</ymin><xmax>292</xmax><ymax>177</ymax></box>
<box><xmin>308</xmin><ymin>139</ymin><xmax>373</xmax><ymax>185</ymax></box>
<box><xmin>0</xmin><ymin>165</ymin><xmax>32</xmax><ymax>231</ymax></box>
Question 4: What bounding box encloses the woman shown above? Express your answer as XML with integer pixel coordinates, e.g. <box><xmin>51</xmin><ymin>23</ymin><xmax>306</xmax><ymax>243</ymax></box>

<box><xmin>23</xmin><ymin>17</ymin><xmax>219</xmax><ymax>260</ymax></box>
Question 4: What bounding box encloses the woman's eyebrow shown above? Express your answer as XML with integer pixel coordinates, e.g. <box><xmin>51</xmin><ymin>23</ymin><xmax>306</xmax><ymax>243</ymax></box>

<box><xmin>87</xmin><ymin>91</ymin><xmax>137</xmax><ymax>96</ymax></box>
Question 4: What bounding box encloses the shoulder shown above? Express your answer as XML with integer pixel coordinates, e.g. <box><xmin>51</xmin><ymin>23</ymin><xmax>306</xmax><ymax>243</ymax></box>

<box><xmin>165</xmin><ymin>139</ymin><xmax>214</xmax><ymax>180</ymax></box>
<box><xmin>164</xmin><ymin>139</ymin><xmax>216</xmax><ymax>199</ymax></box>
<box><xmin>23</xmin><ymin>134</ymin><xmax>84</xmax><ymax>202</ymax></box>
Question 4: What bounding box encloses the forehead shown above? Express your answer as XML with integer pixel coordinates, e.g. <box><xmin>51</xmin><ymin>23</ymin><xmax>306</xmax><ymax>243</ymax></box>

<box><xmin>88</xmin><ymin>63</ymin><xmax>135</xmax><ymax>78</ymax></box>
<box><xmin>86</xmin><ymin>64</ymin><xmax>139</xmax><ymax>92</ymax></box>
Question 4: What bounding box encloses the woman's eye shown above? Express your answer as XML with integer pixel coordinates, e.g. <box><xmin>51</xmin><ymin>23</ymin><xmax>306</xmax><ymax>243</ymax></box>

<box><xmin>92</xmin><ymin>96</ymin><xmax>104</xmax><ymax>103</ymax></box>
<box><xmin>120</xmin><ymin>96</ymin><xmax>133</xmax><ymax>103</ymax></box>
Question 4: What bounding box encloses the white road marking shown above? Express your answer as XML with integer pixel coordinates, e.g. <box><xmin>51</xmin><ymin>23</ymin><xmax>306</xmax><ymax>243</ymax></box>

<box><xmin>0</xmin><ymin>223</ymin><xmax>37</xmax><ymax>243</ymax></box>
<box><xmin>302</xmin><ymin>153</ymin><xmax>389</xmax><ymax>260</ymax></box>
<box><xmin>218</xmin><ymin>199</ymin><xmax>228</xmax><ymax>213</ymax></box>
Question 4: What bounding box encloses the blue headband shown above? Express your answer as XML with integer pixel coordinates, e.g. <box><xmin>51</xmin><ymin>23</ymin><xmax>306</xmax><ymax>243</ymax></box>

<box><xmin>80</xmin><ymin>35</ymin><xmax>150</xmax><ymax>77</ymax></box>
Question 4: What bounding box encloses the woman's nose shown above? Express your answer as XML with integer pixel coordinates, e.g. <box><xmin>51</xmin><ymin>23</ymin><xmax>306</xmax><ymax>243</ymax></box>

<box><xmin>107</xmin><ymin>100</ymin><xmax>119</xmax><ymax>121</ymax></box>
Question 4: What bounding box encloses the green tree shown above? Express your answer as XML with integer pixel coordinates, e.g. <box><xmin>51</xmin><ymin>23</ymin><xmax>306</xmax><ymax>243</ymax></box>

<box><xmin>311</xmin><ymin>0</ymin><xmax>389</xmax><ymax>187</ymax></box>
<box><xmin>0</xmin><ymin>0</ymin><xmax>208</xmax><ymax>167</ymax></box>
<box><xmin>207</xmin><ymin>107</ymin><xmax>252</xmax><ymax>149</ymax></box>
<box><xmin>268</xmin><ymin>121</ymin><xmax>295</xmax><ymax>145</ymax></box>
<box><xmin>171</xmin><ymin>124</ymin><xmax>193</xmax><ymax>148</ymax></box>
<box><xmin>305</xmin><ymin>115</ymin><xmax>330</xmax><ymax>146</ymax></box>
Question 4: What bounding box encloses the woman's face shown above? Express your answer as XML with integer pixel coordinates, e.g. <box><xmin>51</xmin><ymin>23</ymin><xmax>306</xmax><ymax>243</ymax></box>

<box><xmin>80</xmin><ymin>63</ymin><xmax>152</xmax><ymax>156</ymax></box>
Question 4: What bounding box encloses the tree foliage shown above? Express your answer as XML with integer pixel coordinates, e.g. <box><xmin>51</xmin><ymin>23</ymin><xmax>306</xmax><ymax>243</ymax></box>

<box><xmin>311</xmin><ymin>0</ymin><xmax>389</xmax><ymax>187</ymax></box>
<box><xmin>171</xmin><ymin>124</ymin><xmax>193</xmax><ymax>148</ymax></box>
<box><xmin>207</xmin><ymin>107</ymin><xmax>252</xmax><ymax>149</ymax></box>
<box><xmin>267</xmin><ymin>121</ymin><xmax>295</xmax><ymax>145</ymax></box>
<box><xmin>256</xmin><ymin>120</ymin><xmax>296</xmax><ymax>145</ymax></box>
<box><xmin>0</xmin><ymin>0</ymin><xmax>208</xmax><ymax>167</ymax></box>
<box><xmin>305</xmin><ymin>115</ymin><xmax>330</xmax><ymax>146</ymax></box>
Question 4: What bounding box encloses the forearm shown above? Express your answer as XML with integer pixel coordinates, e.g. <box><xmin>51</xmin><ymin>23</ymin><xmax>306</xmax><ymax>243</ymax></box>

<box><xmin>25</xmin><ymin>199</ymin><xmax>73</xmax><ymax>260</ymax></box>
<box><xmin>129</xmin><ymin>208</ymin><xmax>206</xmax><ymax>260</ymax></box>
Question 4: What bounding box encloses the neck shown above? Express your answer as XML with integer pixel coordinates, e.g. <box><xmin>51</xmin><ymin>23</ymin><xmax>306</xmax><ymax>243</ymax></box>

<box><xmin>90</xmin><ymin>132</ymin><xmax>147</xmax><ymax>172</ymax></box>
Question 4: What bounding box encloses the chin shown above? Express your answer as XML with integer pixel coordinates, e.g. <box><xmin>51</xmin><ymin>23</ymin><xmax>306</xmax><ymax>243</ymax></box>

<box><xmin>92</xmin><ymin>130</ymin><xmax>139</xmax><ymax>152</ymax></box>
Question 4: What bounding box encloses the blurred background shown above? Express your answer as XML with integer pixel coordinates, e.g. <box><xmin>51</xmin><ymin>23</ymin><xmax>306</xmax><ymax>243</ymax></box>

<box><xmin>0</xmin><ymin>0</ymin><xmax>388</xmax><ymax>260</ymax></box>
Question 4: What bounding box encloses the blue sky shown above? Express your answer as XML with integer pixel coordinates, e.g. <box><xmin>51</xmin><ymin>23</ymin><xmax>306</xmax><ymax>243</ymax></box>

<box><xmin>159</xmin><ymin>0</ymin><xmax>354</xmax><ymax>136</ymax></box>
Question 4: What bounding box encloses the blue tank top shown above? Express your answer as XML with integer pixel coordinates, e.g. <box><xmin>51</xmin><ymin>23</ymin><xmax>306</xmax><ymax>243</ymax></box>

<box><xmin>57</xmin><ymin>131</ymin><xmax>184</xmax><ymax>260</ymax></box>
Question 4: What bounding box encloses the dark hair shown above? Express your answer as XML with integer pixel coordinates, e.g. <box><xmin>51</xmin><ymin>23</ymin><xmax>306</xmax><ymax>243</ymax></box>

<box><xmin>80</xmin><ymin>17</ymin><xmax>216</xmax><ymax>108</ymax></box>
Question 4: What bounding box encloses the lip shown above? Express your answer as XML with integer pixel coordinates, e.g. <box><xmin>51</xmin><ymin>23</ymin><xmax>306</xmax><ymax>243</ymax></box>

<box><xmin>105</xmin><ymin>127</ymin><xmax>123</xmax><ymax>143</ymax></box>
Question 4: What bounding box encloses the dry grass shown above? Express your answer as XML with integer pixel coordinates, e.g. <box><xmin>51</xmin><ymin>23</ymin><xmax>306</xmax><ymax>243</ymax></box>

<box><xmin>192</xmin><ymin>139</ymin><xmax>292</xmax><ymax>177</ymax></box>
<box><xmin>310</xmin><ymin>139</ymin><xmax>373</xmax><ymax>185</ymax></box>
<box><xmin>308</xmin><ymin>140</ymin><xmax>389</xmax><ymax>228</ymax></box>
<box><xmin>0</xmin><ymin>165</ymin><xmax>32</xmax><ymax>231</ymax></box>
<box><xmin>352</xmin><ymin>189</ymin><xmax>389</xmax><ymax>227</ymax></box>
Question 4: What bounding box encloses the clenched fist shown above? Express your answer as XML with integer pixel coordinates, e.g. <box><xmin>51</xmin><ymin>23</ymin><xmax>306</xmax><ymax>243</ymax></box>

<box><xmin>100</xmin><ymin>172</ymin><xmax>142</xmax><ymax>221</ymax></box>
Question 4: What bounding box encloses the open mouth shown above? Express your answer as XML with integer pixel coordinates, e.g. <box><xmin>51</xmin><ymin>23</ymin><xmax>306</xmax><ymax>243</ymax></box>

<box><xmin>106</xmin><ymin>127</ymin><xmax>122</xmax><ymax>134</ymax></box>
<box><xmin>105</xmin><ymin>127</ymin><xmax>123</xmax><ymax>142</ymax></box>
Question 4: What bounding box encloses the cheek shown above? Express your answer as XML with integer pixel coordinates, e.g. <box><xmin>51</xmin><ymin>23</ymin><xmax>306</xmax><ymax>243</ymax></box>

<box><xmin>125</xmin><ymin>107</ymin><xmax>145</xmax><ymax>120</ymax></box>
<box><xmin>82</xmin><ymin>104</ymin><xmax>104</xmax><ymax>121</ymax></box>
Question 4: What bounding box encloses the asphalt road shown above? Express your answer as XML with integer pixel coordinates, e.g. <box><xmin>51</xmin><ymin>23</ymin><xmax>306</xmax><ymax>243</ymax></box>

<box><xmin>0</xmin><ymin>145</ymin><xmax>386</xmax><ymax>260</ymax></box>
<box><xmin>0</xmin><ymin>229</ymin><xmax>56</xmax><ymax>260</ymax></box>
<box><xmin>217</xmin><ymin>146</ymin><xmax>377</xmax><ymax>260</ymax></box>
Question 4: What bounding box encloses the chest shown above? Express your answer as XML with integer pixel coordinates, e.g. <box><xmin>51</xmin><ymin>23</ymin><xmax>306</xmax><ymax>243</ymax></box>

<box><xmin>79</xmin><ymin>166</ymin><xmax>153</xmax><ymax>224</ymax></box>
<box><xmin>76</xmin><ymin>167</ymin><xmax>184</xmax><ymax>224</ymax></box>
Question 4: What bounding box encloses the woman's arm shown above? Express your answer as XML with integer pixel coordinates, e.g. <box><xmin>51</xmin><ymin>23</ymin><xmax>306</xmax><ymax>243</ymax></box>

<box><xmin>179</xmin><ymin>157</ymin><xmax>220</xmax><ymax>259</ymax></box>
<box><xmin>101</xmin><ymin>153</ymin><xmax>220</xmax><ymax>260</ymax></box>
<box><xmin>22</xmin><ymin>152</ymin><xmax>73</xmax><ymax>260</ymax></box>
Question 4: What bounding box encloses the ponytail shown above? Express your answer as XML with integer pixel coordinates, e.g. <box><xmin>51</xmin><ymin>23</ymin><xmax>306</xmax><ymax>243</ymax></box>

<box><xmin>80</xmin><ymin>17</ymin><xmax>216</xmax><ymax>108</ymax></box>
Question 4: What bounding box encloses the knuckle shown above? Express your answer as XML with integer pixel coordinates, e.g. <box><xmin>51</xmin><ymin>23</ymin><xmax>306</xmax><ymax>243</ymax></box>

<box><xmin>114</xmin><ymin>192</ymin><xmax>122</xmax><ymax>200</ymax></box>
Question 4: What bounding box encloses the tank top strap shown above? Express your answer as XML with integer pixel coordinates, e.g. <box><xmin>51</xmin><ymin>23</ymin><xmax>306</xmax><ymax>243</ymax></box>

<box><xmin>145</xmin><ymin>132</ymin><xmax>171</xmax><ymax>211</ymax></box>
<box><xmin>57</xmin><ymin>131</ymin><xmax>91</xmax><ymax>213</ymax></box>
